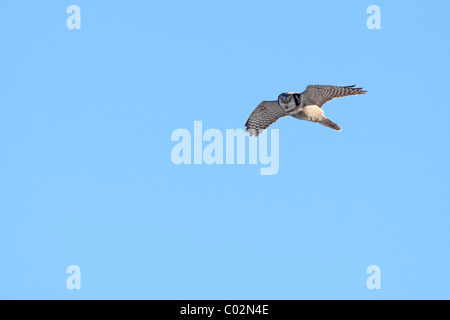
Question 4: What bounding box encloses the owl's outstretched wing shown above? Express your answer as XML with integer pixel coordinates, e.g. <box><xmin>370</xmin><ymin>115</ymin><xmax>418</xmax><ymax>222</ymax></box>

<box><xmin>302</xmin><ymin>85</ymin><xmax>367</xmax><ymax>107</ymax></box>
<box><xmin>245</xmin><ymin>100</ymin><xmax>288</xmax><ymax>137</ymax></box>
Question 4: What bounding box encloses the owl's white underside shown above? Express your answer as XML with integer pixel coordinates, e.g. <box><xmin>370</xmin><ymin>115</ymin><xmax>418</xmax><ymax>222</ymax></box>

<box><xmin>292</xmin><ymin>104</ymin><xmax>325</xmax><ymax>122</ymax></box>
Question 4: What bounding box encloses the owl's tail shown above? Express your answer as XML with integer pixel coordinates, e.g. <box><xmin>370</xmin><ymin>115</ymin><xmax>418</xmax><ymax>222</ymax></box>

<box><xmin>318</xmin><ymin>117</ymin><xmax>342</xmax><ymax>131</ymax></box>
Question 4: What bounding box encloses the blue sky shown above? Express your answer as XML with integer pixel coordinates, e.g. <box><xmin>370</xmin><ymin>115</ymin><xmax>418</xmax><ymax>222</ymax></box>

<box><xmin>1</xmin><ymin>1</ymin><xmax>449</xmax><ymax>299</ymax></box>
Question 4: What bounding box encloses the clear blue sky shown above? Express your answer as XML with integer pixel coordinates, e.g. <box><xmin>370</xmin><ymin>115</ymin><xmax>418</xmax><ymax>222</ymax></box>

<box><xmin>1</xmin><ymin>1</ymin><xmax>449</xmax><ymax>299</ymax></box>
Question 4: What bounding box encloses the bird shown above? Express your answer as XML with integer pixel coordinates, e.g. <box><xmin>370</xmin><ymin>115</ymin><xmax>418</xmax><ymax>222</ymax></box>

<box><xmin>245</xmin><ymin>85</ymin><xmax>367</xmax><ymax>136</ymax></box>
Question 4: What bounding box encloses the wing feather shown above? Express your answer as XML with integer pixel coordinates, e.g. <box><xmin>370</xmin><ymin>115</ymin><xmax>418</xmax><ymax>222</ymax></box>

<box><xmin>302</xmin><ymin>85</ymin><xmax>367</xmax><ymax>107</ymax></box>
<box><xmin>245</xmin><ymin>100</ymin><xmax>288</xmax><ymax>137</ymax></box>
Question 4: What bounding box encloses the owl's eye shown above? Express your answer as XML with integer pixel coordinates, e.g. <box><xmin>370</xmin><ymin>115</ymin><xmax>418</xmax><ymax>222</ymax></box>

<box><xmin>288</xmin><ymin>97</ymin><xmax>292</xmax><ymax>102</ymax></box>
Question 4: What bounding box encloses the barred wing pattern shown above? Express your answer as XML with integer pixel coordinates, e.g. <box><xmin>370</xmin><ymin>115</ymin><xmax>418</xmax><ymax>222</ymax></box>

<box><xmin>245</xmin><ymin>100</ymin><xmax>288</xmax><ymax>137</ymax></box>
<box><xmin>302</xmin><ymin>85</ymin><xmax>367</xmax><ymax>107</ymax></box>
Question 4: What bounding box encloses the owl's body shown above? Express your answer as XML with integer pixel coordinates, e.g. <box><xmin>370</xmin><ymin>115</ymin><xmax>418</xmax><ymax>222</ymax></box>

<box><xmin>245</xmin><ymin>85</ymin><xmax>367</xmax><ymax>136</ymax></box>
<box><xmin>293</xmin><ymin>104</ymin><xmax>324</xmax><ymax>122</ymax></box>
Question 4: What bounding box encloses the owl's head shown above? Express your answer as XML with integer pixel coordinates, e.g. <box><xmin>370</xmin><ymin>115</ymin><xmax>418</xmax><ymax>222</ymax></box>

<box><xmin>278</xmin><ymin>92</ymin><xmax>297</xmax><ymax>112</ymax></box>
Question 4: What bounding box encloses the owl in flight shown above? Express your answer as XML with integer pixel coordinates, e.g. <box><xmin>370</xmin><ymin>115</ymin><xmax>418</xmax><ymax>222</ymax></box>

<box><xmin>245</xmin><ymin>85</ymin><xmax>367</xmax><ymax>136</ymax></box>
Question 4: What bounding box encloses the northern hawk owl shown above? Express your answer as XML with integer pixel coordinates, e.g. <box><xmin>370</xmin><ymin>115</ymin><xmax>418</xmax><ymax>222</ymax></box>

<box><xmin>245</xmin><ymin>85</ymin><xmax>367</xmax><ymax>136</ymax></box>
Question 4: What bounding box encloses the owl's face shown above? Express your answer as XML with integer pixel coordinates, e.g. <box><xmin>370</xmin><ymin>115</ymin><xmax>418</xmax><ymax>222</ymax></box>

<box><xmin>278</xmin><ymin>92</ymin><xmax>297</xmax><ymax>111</ymax></box>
